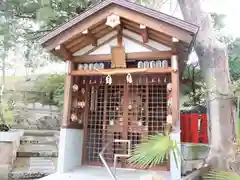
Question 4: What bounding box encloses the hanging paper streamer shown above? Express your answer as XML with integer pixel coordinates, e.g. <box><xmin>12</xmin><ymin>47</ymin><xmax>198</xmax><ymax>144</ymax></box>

<box><xmin>167</xmin><ymin>94</ymin><xmax>172</xmax><ymax>107</ymax></box>
<box><xmin>167</xmin><ymin>115</ymin><xmax>173</xmax><ymax>124</ymax></box>
<box><xmin>126</xmin><ymin>73</ymin><xmax>132</xmax><ymax>83</ymax></box>
<box><xmin>167</xmin><ymin>83</ymin><xmax>173</xmax><ymax>107</ymax></box>
<box><xmin>167</xmin><ymin>83</ymin><xmax>172</xmax><ymax>91</ymax></box>
<box><xmin>106</xmin><ymin>75</ymin><xmax>112</xmax><ymax>85</ymax></box>
<box><xmin>81</xmin><ymin>88</ymin><xmax>85</xmax><ymax>94</ymax></box>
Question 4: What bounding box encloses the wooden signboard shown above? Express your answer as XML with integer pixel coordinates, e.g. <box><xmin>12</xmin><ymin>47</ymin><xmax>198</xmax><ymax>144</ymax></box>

<box><xmin>111</xmin><ymin>46</ymin><xmax>126</xmax><ymax>68</ymax></box>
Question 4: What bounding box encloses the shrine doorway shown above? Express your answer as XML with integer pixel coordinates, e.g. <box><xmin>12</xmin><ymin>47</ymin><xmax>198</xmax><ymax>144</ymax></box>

<box><xmin>83</xmin><ymin>74</ymin><xmax>170</xmax><ymax>169</ymax></box>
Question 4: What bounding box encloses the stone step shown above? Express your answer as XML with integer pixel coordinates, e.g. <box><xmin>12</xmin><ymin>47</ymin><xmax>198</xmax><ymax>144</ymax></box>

<box><xmin>9</xmin><ymin>157</ymin><xmax>57</xmax><ymax>180</ymax></box>
<box><xmin>9</xmin><ymin>171</ymin><xmax>54</xmax><ymax>180</ymax></box>
<box><xmin>20</xmin><ymin>136</ymin><xmax>58</xmax><ymax>145</ymax></box>
<box><xmin>23</xmin><ymin>130</ymin><xmax>59</xmax><ymax>137</ymax></box>
<box><xmin>17</xmin><ymin>144</ymin><xmax>58</xmax><ymax>157</ymax></box>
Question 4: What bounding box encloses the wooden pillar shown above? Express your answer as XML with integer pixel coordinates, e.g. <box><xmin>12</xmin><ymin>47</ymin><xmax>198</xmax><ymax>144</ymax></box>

<box><xmin>171</xmin><ymin>51</ymin><xmax>180</xmax><ymax>128</ymax></box>
<box><xmin>170</xmin><ymin>41</ymin><xmax>181</xmax><ymax>180</ymax></box>
<box><xmin>62</xmin><ymin>60</ymin><xmax>75</xmax><ymax>127</ymax></box>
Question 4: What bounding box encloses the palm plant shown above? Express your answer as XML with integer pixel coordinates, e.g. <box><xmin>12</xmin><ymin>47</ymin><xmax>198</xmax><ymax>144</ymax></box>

<box><xmin>204</xmin><ymin>169</ymin><xmax>240</xmax><ymax>179</ymax></box>
<box><xmin>128</xmin><ymin>129</ymin><xmax>181</xmax><ymax>169</ymax></box>
<box><xmin>128</xmin><ymin>125</ymin><xmax>240</xmax><ymax>179</ymax></box>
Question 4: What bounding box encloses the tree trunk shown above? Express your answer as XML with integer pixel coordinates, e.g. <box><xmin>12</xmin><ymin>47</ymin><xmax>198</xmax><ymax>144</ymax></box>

<box><xmin>1</xmin><ymin>55</ymin><xmax>6</xmax><ymax>87</ymax></box>
<box><xmin>178</xmin><ymin>0</ymin><xmax>236</xmax><ymax>170</ymax></box>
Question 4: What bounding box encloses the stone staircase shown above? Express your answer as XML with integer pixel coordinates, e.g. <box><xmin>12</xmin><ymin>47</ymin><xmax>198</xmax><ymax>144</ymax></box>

<box><xmin>9</xmin><ymin>130</ymin><xmax>59</xmax><ymax>180</ymax></box>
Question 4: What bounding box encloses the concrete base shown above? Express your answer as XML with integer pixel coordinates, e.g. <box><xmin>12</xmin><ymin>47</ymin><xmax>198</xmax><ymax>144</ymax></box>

<box><xmin>57</xmin><ymin>128</ymin><xmax>83</xmax><ymax>173</ymax></box>
<box><xmin>170</xmin><ymin>130</ymin><xmax>181</xmax><ymax>180</ymax></box>
<box><xmin>40</xmin><ymin>166</ymin><xmax>171</xmax><ymax>180</ymax></box>
<box><xmin>0</xmin><ymin>130</ymin><xmax>24</xmax><ymax>179</ymax></box>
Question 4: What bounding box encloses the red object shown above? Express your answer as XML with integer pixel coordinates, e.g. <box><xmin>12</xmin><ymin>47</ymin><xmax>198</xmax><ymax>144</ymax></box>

<box><xmin>180</xmin><ymin>113</ymin><xmax>208</xmax><ymax>144</ymax></box>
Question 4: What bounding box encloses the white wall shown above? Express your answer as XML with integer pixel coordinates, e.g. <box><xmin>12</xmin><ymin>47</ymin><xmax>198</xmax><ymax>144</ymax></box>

<box><xmin>58</xmin><ymin>128</ymin><xmax>83</xmax><ymax>173</ymax></box>
<box><xmin>73</xmin><ymin>30</ymin><xmax>171</xmax><ymax>56</ymax></box>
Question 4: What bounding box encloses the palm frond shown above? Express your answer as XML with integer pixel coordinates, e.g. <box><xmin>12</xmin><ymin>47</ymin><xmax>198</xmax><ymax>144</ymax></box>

<box><xmin>204</xmin><ymin>169</ymin><xmax>240</xmax><ymax>180</ymax></box>
<box><xmin>128</xmin><ymin>133</ymin><xmax>181</xmax><ymax>169</ymax></box>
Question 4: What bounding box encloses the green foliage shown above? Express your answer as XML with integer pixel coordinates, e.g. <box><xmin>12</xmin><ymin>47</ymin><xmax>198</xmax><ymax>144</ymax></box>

<box><xmin>181</xmin><ymin>63</ymin><xmax>206</xmax><ymax>106</ymax></box>
<box><xmin>204</xmin><ymin>169</ymin><xmax>240</xmax><ymax>179</ymax></box>
<box><xmin>34</xmin><ymin>74</ymin><xmax>65</xmax><ymax>107</ymax></box>
<box><xmin>128</xmin><ymin>133</ymin><xmax>181</xmax><ymax>169</ymax></box>
<box><xmin>229</xmin><ymin>38</ymin><xmax>240</xmax><ymax>81</ymax></box>
<box><xmin>1</xmin><ymin>0</ymin><xmax>94</xmax><ymax>33</ymax></box>
<box><xmin>0</xmin><ymin>100</ymin><xmax>14</xmax><ymax>128</ymax></box>
<box><xmin>211</xmin><ymin>13</ymin><xmax>226</xmax><ymax>31</ymax></box>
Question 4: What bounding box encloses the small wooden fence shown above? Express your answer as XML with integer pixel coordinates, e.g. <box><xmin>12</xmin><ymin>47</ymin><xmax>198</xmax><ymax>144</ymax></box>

<box><xmin>180</xmin><ymin>113</ymin><xmax>208</xmax><ymax>144</ymax></box>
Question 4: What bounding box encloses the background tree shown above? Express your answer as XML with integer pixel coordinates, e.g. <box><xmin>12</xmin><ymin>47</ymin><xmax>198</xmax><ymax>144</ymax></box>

<box><xmin>128</xmin><ymin>0</ymin><xmax>238</xmax><ymax>173</ymax></box>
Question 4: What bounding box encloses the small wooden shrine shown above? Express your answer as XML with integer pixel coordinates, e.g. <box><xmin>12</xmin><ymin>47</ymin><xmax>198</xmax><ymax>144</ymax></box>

<box><xmin>39</xmin><ymin>0</ymin><xmax>198</xmax><ymax>173</ymax></box>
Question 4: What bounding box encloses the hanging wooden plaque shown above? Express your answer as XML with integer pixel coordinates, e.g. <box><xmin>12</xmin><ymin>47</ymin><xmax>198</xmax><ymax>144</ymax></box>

<box><xmin>111</xmin><ymin>46</ymin><xmax>126</xmax><ymax>68</ymax></box>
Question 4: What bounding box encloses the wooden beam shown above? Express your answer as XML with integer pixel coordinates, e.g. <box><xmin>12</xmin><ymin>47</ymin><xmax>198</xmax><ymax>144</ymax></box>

<box><xmin>54</xmin><ymin>45</ymin><xmax>72</xmax><ymax>60</ymax></box>
<box><xmin>117</xmin><ymin>25</ymin><xmax>123</xmax><ymax>46</ymax></box>
<box><xmin>72</xmin><ymin>51</ymin><xmax>172</xmax><ymax>63</ymax></box>
<box><xmin>81</xmin><ymin>35</ymin><xmax>117</xmax><ymax>56</ymax></box>
<box><xmin>141</xmin><ymin>27</ymin><xmax>148</xmax><ymax>43</ymax></box>
<box><xmin>85</xmin><ymin>31</ymin><xmax>98</xmax><ymax>46</ymax></box>
<box><xmin>121</xmin><ymin>18</ymin><xmax>139</xmax><ymax>28</ymax></box>
<box><xmin>65</xmin><ymin>36</ymin><xmax>85</xmax><ymax>49</ymax></box>
<box><xmin>148</xmin><ymin>33</ymin><xmax>173</xmax><ymax>48</ymax></box>
<box><xmin>148</xmin><ymin>29</ymin><xmax>172</xmax><ymax>41</ymax></box>
<box><xmin>112</xmin><ymin>6</ymin><xmax>193</xmax><ymax>43</ymax></box>
<box><xmin>68</xmin><ymin>27</ymin><xmax>114</xmax><ymax>53</ymax></box>
<box><xmin>71</xmin><ymin>67</ymin><xmax>172</xmax><ymax>76</ymax></box>
<box><xmin>43</xmin><ymin>6</ymin><xmax>114</xmax><ymax>51</ymax></box>
<box><xmin>122</xmin><ymin>34</ymin><xmax>158</xmax><ymax>51</ymax></box>
<box><xmin>123</xmin><ymin>23</ymin><xmax>173</xmax><ymax>47</ymax></box>
<box><xmin>68</xmin><ymin>39</ymin><xmax>92</xmax><ymax>54</ymax></box>
<box><xmin>64</xmin><ymin>24</ymin><xmax>107</xmax><ymax>49</ymax></box>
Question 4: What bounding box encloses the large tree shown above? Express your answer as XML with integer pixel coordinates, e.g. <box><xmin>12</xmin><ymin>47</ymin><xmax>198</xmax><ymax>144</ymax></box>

<box><xmin>178</xmin><ymin>0</ymin><xmax>235</xmax><ymax>170</ymax></box>
<box><xmin>129</xmin><ymin>0</ymin><xmax>237</xmax><ymax>172</ymax></box>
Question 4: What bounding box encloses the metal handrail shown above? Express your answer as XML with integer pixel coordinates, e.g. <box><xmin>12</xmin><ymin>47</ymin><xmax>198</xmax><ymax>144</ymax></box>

<box><xmin>113</xmin><ymin>139</ymin><xmax>131</xmax><ymax>174</ymax></box>
<box><xmin>99</xmin><ymin>139</ymin><xmax>131</xmax><ymax>180</ymax></box>
<box><xmin>99</xmin><ymin>141</ymin><xmax>117</xmax><ymax>180</ymax></box>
